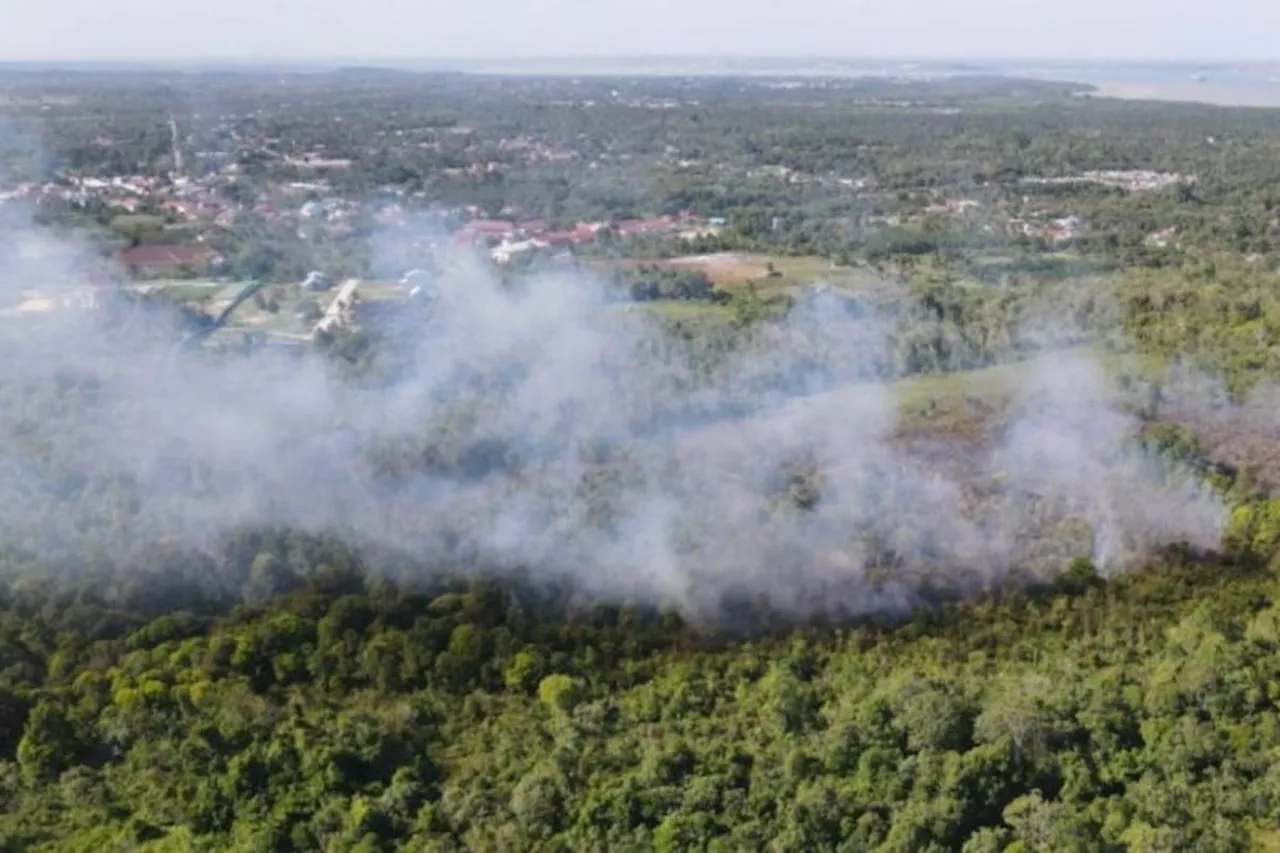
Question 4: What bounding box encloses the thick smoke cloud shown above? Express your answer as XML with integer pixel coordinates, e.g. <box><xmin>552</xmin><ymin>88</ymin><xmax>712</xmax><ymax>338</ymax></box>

<box><xmin>995</xmin><ymin>355</ymin><xmax>1225</xmax><ymax>573</ymax></box>
<box><xmin>0</xmin><ymin>214</ymin><xmax>1228</xmax><ymax>619</ymax></box>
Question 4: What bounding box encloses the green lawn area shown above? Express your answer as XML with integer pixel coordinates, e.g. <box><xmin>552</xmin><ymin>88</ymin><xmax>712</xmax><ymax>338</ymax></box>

<box><xmin>148</xmin><ymin>281</ymin><xmax>223</xmax><ymax>304</ymax></box>
<box><xmin>358</xmin><ymin>281</ymin><xmax>412</xmax><ymax>300</ymax></box>
<box><xmin>868</xmin><ymin>345</ymin><xmax>1146</xmax><ymax>440</ymax></box>
<box><xmin>108</xmin><ymin>214</ymin><xmax>166</xmax><ymax>236</ymax></box>
<box><xmin>1253</xmin><ymin>829</ymin><xmax>1280</xmax><ymax>853</ymax></box>
<box><xmin>630</xmin><ymin>300</ymin><xmax>733</xmax><ymax>322</ymax></box>
<box><xmin>589</xmin><ymin>252</ymin><xmax>894</xmax><ymax>304</ymax></box>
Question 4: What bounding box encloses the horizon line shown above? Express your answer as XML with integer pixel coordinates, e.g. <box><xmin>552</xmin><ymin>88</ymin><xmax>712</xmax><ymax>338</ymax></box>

<box><xmin>0</xmin><ymin>54</ymin><xmax>1272</xmax><ymax>69</ymax></box>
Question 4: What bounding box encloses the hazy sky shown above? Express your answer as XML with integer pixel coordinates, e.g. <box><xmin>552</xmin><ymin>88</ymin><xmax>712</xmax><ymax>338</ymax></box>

<box><xmin>0</xmin><ymin>0</ymin><xmax>1274</xmax><ymax>62</ymax></box>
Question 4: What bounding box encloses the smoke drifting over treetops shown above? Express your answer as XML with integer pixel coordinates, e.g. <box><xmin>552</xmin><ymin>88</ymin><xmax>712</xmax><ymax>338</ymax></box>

<box><xmin>0</xmin><ymin>215</ymin><xmax>1228</xmax><ymax>619</ymax></box>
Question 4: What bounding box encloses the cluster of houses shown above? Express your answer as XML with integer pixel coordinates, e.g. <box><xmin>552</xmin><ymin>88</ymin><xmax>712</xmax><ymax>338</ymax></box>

<box><xmin>455</xmin><ymin>211</ymin><xmax>724</xmax><ymax>264</ymax></box>
<box><xmin>924</xmin><ymin>198</ymin><xmax>983</xmax><ymax>217</ymax></box>
<box><xmin>0</xmin><ymin>163</ymin><xmax>401</xmax><ymax>232</ymax></box>
<box><xmin>6</xmin><ymin>125</ymin><xmax>1188</xmax><ymax>285</ymax></box>
<box><xmin>20</xmin><ymin>174</ymin><xmax>244</xmax><ymax>228</ymax></box>
<box><xmin>865</xmin><ymin>195</ymin><xmax>984</xmax><ymax>227</ymax></box>
<box><xmin>494</xmin><ymin>136</ymin><xmax>578</xmax><ymax>163</ymax></box>
<box><xmin>1006</xmin><ymin>214</ymin><xmax>1088</xmax><ymax>243</ymax></box>
<box><xmin>861</xmin><ymin>194</ymin><xmax>1091</xmax><ymax>244</ymax></box>
<box><xmin>1145</xmin><ymin>226</ymin><xmax>1179</xmax><ymax>248</ymax></box>
<box><xmin>118</xmin><ymin>244</ymin><xmax>225</xmax><ymax>276</ymax></box>
<box><xmin>1020</xmin><ymin>170</ymin><xmax>1190</xmax><ymax>193</ymax></box>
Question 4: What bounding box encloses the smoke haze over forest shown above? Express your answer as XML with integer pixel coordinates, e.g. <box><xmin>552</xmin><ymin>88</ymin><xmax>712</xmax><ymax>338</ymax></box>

<box><xmin>0</xmin><ymin>208</ymin><xmax>1230</xmax><ymax>621</ymax></box>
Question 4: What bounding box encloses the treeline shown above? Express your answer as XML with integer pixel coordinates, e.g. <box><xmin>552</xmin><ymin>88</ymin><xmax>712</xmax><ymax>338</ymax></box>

<box><xmin>606</xmin><ymin>266</ymin><xmax>727</xmax><ymax>304</ymax></box>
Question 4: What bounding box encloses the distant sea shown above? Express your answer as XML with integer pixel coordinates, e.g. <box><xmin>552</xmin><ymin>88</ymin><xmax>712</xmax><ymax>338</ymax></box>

<box><xmin>1002</xmin><ymin>60</ymin><xmax>1280</xmax><ymax>107</ymax></box>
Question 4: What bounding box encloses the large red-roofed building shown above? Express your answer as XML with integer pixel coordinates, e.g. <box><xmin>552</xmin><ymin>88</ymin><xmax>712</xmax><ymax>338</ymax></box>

<box><xmin>119</xmin><ymin>245</ymin><xmax>219</xmax><ymax>274</ymax></box>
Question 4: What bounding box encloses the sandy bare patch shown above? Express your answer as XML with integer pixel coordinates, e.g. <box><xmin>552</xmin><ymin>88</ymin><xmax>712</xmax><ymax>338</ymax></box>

<box><xmin>1090</xmin><ymin>82</ymin><xmax>1280</xmax><ymax>109</ymax></box>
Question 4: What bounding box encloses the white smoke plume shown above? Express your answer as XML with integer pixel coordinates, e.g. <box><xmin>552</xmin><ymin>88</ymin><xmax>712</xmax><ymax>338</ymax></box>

<box><xmin>994</xmin><ymin>355</ymin><xmax>1226</xmax><ymax>575</ymax></box>
<box><xmin>0</xmin><ymin>212</ymin><xmax>1230</xmax><ymax>619</ymax></box>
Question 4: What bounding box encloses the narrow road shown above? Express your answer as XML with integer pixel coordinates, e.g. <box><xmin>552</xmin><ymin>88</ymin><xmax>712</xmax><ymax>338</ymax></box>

<box><xmin>168</xmin><ymin>114</ymin><xmax>184</xmax><ymax>177</ymax></box>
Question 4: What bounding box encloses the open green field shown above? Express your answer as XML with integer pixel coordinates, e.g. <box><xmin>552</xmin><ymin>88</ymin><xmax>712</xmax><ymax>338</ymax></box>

<box><xmin>107</xmin><ymin>214</ymin><xmax>166</xmax><ymax>236</ymax></box>
<box><xmin>630</xmin><ymin>299</ymin><xmax>733</xmax><ymax>324</ymax></box>
<box><xmin>811</xmin><ymin>345</ymin><xmax>1108</xmax><ymax>443</ymax></box>
<box><xmin>145</xmin><ymin>281</ymin><xmax>224</xmax><ymax>304</ymax></box>
<box><xmin>214</xmin><ymin>280</ymin><xmax>412</xmax><ymax>338</ymax></box>
<box><xmin>686</xmin><ymin>253</ymin><xmax>883</xmax><ymax>290</ymax></box>
<box><xmin>591</xmin><ymin>252</ymin><xmax>890</xmax><ymax>299</ymax></box>
<box><xmin>222</xmin><ymin>284</ymin><xmax>323</xmax><ymax>337</ymax></box>
<box><xmin>357</xmin><ymin>281</ymin><xmax>412</xmax><ymax>300</ymax></box>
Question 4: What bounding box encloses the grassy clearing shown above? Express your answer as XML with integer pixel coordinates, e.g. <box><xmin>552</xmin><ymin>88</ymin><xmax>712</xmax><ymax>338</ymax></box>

<box><xmin>151</xmin><ymin>282</ymin><xmax>222</xmax><ymax>304</ymax></box>
<box><xmin>357</xmin><ymin>281</ymin><xmax>412</xmax><ymax>300</ymax></box>
<box><xmin>1251</xmin><ymin>827</ymin><xmax>1280</xmax><ymax>853</ymax></box>
<box><xmin>108</xmin><ymin>214</ymin><xmax>166</xmax><ymax>235</ymax></box>
<box><xmin>666</xmin><ymin>251</ymin><xmax>772</xmax><ymax>285</ymax></box>
<box><xmin>1254</xmin><ymin>830</ymin><xmax>1280</xmax><ymax>852</ymax></box>
<box><xmin>886</xmin><ymin>346</ymin><xmax>1143</xmax><ymax>440</ymax></box>
<box><xmin>676</xmin><ymin>252</ymin><xmax>883</xmax><ymax>294</ymax></box>
<box><xmin>595</xmin><ymin>252</ymin><xmax>886</xmax><ymax>299</ymax></box>
<box><xmin>220</xmin><ymin>280</ymin><xmax>413</xmax><ymax>338</ymax></box>
<box><xmin>630</xmin><ymin>300</ymin><xmax>734</xmax><ymax>324</ymax></box>
<box><xmin>892</xmin><ymin>364</ymin><xmax>1020</xmax><ymax>440</ymax></box>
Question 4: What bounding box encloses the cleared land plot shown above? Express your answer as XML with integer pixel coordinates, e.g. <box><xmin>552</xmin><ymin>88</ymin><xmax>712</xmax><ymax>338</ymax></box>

<box><xmin>216</xmin><ymin>280</ymin><xmax>412</xmax><ymax>338</ymax></box>
<box><xmin>147</xmin><ymin>281</ymin><xmax>224</xmax><ymax>304</ymax></box>
<box><xmin>593</xmin><ymin>252</ymin><xmax>887</xmax><ymax>298</ymax></box>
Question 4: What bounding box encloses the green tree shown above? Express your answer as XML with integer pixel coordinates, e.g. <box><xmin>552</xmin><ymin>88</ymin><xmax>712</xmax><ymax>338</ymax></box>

<box><xmin>538</xmin><ymin>675</ymin><xmax>584</xmax><ymax>715</ymax></box>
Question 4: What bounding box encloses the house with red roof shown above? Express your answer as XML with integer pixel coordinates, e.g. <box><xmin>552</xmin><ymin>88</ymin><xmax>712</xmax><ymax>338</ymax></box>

<box><xmin>616</xmin><ymin>216</ymin><xmax>677</xmax><ymax>237</ymax></box>
<box><xmin>455</xmin><ymin>219</ymin><xmax>518</xmax><ymax>246</ymax></box>
<box><xmin>119</xmin><ymin>245</ymin><xmax>220</xmax><ymax>275</ymax></box>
